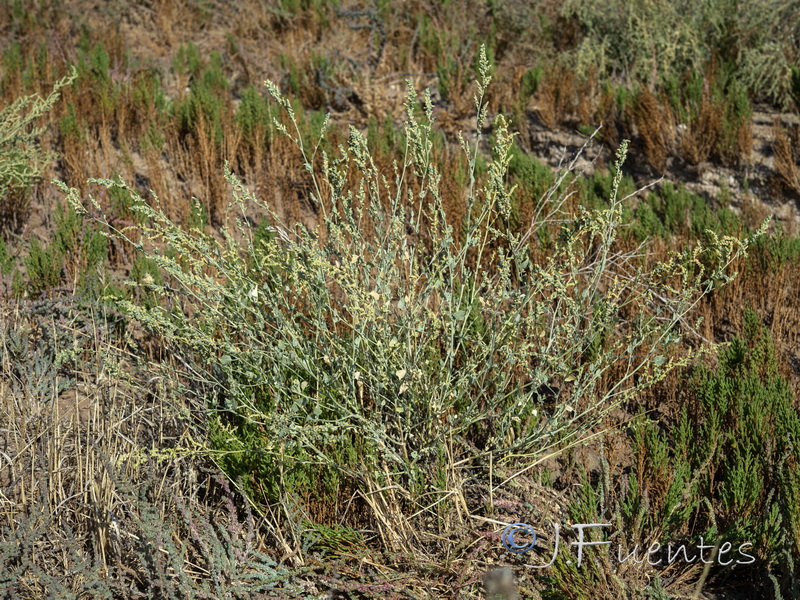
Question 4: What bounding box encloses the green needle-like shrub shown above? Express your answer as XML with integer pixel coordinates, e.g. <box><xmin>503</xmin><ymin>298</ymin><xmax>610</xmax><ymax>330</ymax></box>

<box><xmin>554</xmin><ymin>307</ymin><xmax>798</xmax><ymax>598</ymax></box>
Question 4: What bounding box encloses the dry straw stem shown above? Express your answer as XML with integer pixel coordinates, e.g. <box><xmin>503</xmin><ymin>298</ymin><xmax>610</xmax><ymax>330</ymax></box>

<box><xmin>0</xmin><ymin>298</ymin><xmax>309</xmax><ymax>598</ymax></box>
<box><xmin>0</xmin><ymin>299</ymin><xmax>175</xmax><ymax>592</ymax></box>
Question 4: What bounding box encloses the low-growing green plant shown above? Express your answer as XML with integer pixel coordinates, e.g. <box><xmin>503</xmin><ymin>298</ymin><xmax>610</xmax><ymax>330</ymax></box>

<box><xmin>279</xmin><ymin>0</ymin><xmax>331</xmax><ymax>19</ymax></box>
<box><xmin>60</xmin><ymin>47</ymin><xmax>767</xmax><ymax>563</ymax></box>
<box><xmin>366</xmin><ymin>113</ymin><xmax>401</xmax><ymax>159</ymax></box>
<box><xmin>691</xmin><ymin>309</ymin><xmax>799</xmax><ymax>589</ymax></box>
<box><xmin>173</xmin><ymin>41</ymin><xmax>203</xmax><ymax>80</ymax></box>
<box><xmin>131</xmin><ymin>68</ymin><xmax>168</xmax><ymax>122</ymax></box>
<box><xmin>236</xmin><ymin>84</ymin><xmax>278</xmax><ymax>148</ymax></box>
<box><xmin>58</xmin><ymin>101</ymin><xmax>85</xmax><ymax>143</ymax></box>
<box><xmin>520</xmin><ymin>66</ymin><xmax>544</xmax><ymax>100</ymax></box>
<box><xmin>628</xmin><ymin>181</ymin><xmax>741</xmax><ymax>242</ymax></box>
<box><xmin>791</xmin><ymin>65</ymin><xmax>800</xmax><ymax>114</ymax></box>
<box><xmin>21</xmin><ymin>201</ymin><xmax>108</xmax><ymax>299</ymax></box>
<box><xmin>750</xmin><ymin>222</ymin><xmax>800</xmax><ymax>271</ymax></box>
<box><xmin>24</xmin><ymin>237</ymin><xmax>62</xmax><ymax>296</ymax></box>
<box><xmin>0</xmin><ymin>237</ymin><xmax>13</xmax><ymax>277</ymax></box>
<box><xmin>0</xmin><ymin>42</ymin><xmax>24</xmax><ymax>94</ymax></box>
<box><xmin>505</xmin><ymin>141</ymin><xmax>556</xmax><ymax>240</ymax></box>
<box><xmin>174</xmin><ymin>49</ymin><xmax>230</xmax><ymax>145</ymax></box>
<box><xmin>552</xmin><ymin>307</ymin><xmax>799</xmax><ymax>598</ymax></box>
<box><xmin>416</xmin><ymin>9</ymin><xmax>493</xmax><ymax>113</ymax></box>
<box><xmin>140</xmin><ymin>121</ymin><xmax>166</xmax><ymax>154</ymax></box>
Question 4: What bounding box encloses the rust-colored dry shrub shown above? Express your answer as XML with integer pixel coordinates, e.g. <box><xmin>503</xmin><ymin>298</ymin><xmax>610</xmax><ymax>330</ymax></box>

<box><xmin>144</xmin><ymin>147</ymin><xmax>171</xmax><ymax>214</ymax></box>
<box><xmin>60</xmin><ymin>134</ymin><xmax>90</xmax><ymax>192</ymax></box>
<box><xmin>772</xmin><ymin>120</ymin><xmax>800</xmax><ymax>196</ymax></box>
<box><xmin>535</xmin><ymin>65</ymin><xmax>577</xmax><ymax>129</ymax></box>
<box><xmin>576</xmin><ymin>70</ymin><xmax>599</xmax><ymax>126</ymax></box>
<box><xmin>679</xmin><ymin>92</ymin><xmax>722</xmax><ymax>166</ymax></box>
<box><xmin>734</xmin><ymin>118</ymin><xmax>754</xmax><ymax>164</ymax></box>
<box><xmin>595</xmin><ymin>87</ymin><xmax>622</xmax><ymax>150</ymax></box>
<box><xmin>633</xmin><ymin>88</ymin><xmax>675</xmax><ymax>173</ymax></box>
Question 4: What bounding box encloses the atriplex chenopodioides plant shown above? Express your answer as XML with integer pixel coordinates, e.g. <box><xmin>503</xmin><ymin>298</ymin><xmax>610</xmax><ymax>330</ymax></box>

<box><xmin>58</xmin><ymin>45</ymin><xmax>767</xmax><ymax>555</ymax></box>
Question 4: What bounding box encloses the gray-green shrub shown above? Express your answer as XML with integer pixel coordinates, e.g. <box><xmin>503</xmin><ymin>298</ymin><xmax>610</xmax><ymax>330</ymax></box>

<box><xmin>0</xmin><ymin>68</ymin><xmax>75</xmax><ymax>230</ymax></box>
<box><xmin>562</xmin><ymin>0</ymin><xmax>798</xmax><ymax>107</ymax></box>
<box><xmin>59</xmin><ymin>46</ymin><xmax>767</xmax><ymax>558</ymax></box>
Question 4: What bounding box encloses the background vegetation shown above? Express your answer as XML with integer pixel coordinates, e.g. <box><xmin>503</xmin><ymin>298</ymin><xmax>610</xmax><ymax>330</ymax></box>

<box><xmin>1</xmin><ymin>1</ymin><xmax>799</xmax><ymax>598</ymax></box>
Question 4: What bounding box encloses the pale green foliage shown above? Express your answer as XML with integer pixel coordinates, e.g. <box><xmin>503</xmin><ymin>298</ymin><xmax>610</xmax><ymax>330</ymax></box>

<box><xmin>562</xmin><ymin>0</ymin><xmax>798</xmax><ymax>106</ymax></box>
<box><xmin>0</xmin><ymin>68</ymin><xmax>76</xmax><ymax>202</ymax></box>
<box><xmin>58</xmin><ymin>45</ymin><xmax>766</xmax><ymax>547</ymax></box>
